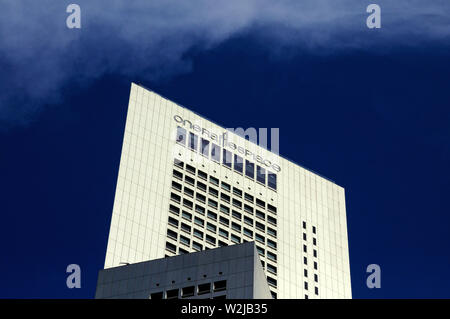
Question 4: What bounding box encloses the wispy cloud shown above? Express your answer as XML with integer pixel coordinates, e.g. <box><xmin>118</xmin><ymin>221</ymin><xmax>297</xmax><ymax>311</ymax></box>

<box><xmin>0</xmin><ymin>0</ymin><xmax>449</xmax><ymax>127</ymax></box>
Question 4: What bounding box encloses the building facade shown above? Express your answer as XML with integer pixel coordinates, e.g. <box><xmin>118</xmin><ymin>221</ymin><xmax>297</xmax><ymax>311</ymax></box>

<box><xmin>96</xmin><ymin>242</ymin><xmax>272</xmax><ymax>299</ymax></box>
<box><xmin>103</xmin><ymin>82</ymin><xmax>352</xmax><ymax>299</ymax></box>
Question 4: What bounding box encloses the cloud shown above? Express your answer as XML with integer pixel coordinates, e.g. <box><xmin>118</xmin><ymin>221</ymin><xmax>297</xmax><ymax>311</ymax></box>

<box><xmin>0</xmin><ymin>0</ymin><xmax>449</xmax><ymax>127</ymax></box>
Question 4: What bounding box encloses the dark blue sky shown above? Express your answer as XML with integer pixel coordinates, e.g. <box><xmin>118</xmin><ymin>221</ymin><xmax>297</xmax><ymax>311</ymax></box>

<box><xmin>1</xmin><ymin>2</ymin><xmax>450</xmax><ymax>298</ymax></box>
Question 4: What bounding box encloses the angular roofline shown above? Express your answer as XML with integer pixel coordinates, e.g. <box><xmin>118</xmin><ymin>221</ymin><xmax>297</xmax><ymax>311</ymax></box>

<box><xmin>133</xmin><ymin>82</ymin><xmax>338</xmax><ymax>185</ymax></box>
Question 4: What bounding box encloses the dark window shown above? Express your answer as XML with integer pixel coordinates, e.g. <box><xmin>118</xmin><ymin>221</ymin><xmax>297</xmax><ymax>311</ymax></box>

<box><xmin>207</xmin><ymin>210</ymin><xmax>217</xmax><ymax>221</ymax></box>
<box><xmin>206</xmin><ymin>234</ymin><xmax>216</xmax><ymax>245</ymax></box>
<box><xmin>208</xmin><ymin>199</ymin><xmax>218</xmax><ymax>209</ymax></box>
<box><xmin>179</xmin><ymin>247</ymin><xmax>189</xmax><ymax>254</ymax></box>
<box><xmin>182</xmin><ymin>286</ymin><xmax>195</xmax><ymax>298</ymax></box>
<box><xmin>221</xmin><ymin>182</ymin><xmax>231</xmax><ymax>192</ymax></box>
<box><xmin>168</xmin><ymin>217</ymin><xmax>179</xmax><ymax>227</ymax></box>
<box><xmin>185</xmin><ymin>175</ymin><xmax>195</xmax><ymax>185</ymax></box>
<box><xmin>181</xmin><ymin>223</ymin><xmax>191</xmax><ymax>233</ymax></box>
<box><xmin>180</xmin><ymin>235</ymin><xmax>190</xmax><ymax>246</ymax></box>
<box><xmin>197</xmin><ymin>283</ymin><xmax>211</xmax><ymax>295</ymax></box>
<box><xmin>243</xmin><ymin>228</ymin><xmax>253</xmax><ymax>238</ymax></box>
<box><xmin>176</xmin><ymin>126</ymin><xmax>186</xmax><ymax>146</ymax></box>
<box><xmin>169</xmin><ymin>204</ymin><xmax>180</xmax><ymax>215</ymax></box>
<box><xmin>313</xmin><ymin>249</ymin><xmax>317</xmax><ymax>257</ymax></box>
<box><xmin>232</xmin><ymin>210</ymin><xmax>242</xmax><ymax>220</ymax></box>
<box><xmin>267</xmin><ymin>251</ymin><xmax>277</xmax><ymax>261</ymax></box>
<box><xmin>219</xmin><ymin>216</ymin><xmax>229</xmax><ymax>226</ymax></box>
<box><xmin>207</xmin><ymin>222</ymin><xmax>216</xmax><ymax>233</ymax></box>
<box><xmin>172</xmin><ymin>181</ymin><xmax>182</xmax><ymax>191</ymax></box>
<box><xmin>244</xmin><ymin>193</ymin><xmax>254</xmax><ymax>202</ymax></box>
<box><xmin>166</xmin><ymin>242</ymin><xmax>176</xmax><ymax>253</ymax></box>
<box><xmin>256</xmin><ymin>246</ymin><xmax>265</xmax><ymax>256</ymax></box>
<box><xmin>182</xmin><ymin>210</ymin><xmax>192</xmax><ymax>220</ymax></box>
<box><xmin>315</xmin><ymin>287</ymin><xmax>319</xmax><ymax>295</ymax></box>
<box><xmin>211</xmin><ymin>144</ymin><xmax>220</xmax><ymax>162</ymax></box>
<box><xmin>234</xmin><ymin>154</ymin><xmax>243</xmax><ymax>173</ymax></box>
<box><xmin>303</xmin><ymin>221</ymin><xmax>307</xmax><ymax>229</ymax></box>
<box><xmin>304</xmin><ymin>282</ymin><xmax>308</xmax><ymax>290</ymax></box>
<box><xmin>232</xmin><ymin>187</ymin><xmax>242</xmax><ymax>197</ymax></box>
<box><xmin>201</xmin><ymin>138</ymin><xmax>210</xmax><ymax>157</ymax></box>
<box><xmin>244</xmin><ymin>204</ymin><xmax>253</xmax><ymax>214</ymax></box>
<box><xmin>232</xmin><ymin>198</ymin><xmax>242</xmax><ymax>208</ymax></box>
<box><xmin>304</xmin><ymin>269</ymin><xmax>308</xmax><ymax>277</ymax></box>
<box><xmin>166</xmin><ymin>289</ymin><xmax>178</xmax><ymax>299</ymax></box>
<box><xmin>314</xmin><ymin>261</ymin><xmax>318</xmax><ymax>270</ymax></box>
<box><xmin>255</xmin><ymin>233</ymin><xmax>265</xmax><ymax>244</ymax></box>
<box><xmin>194</xmin><ymin>217</ymin><xmax>204</xmax><ymax>227</ymax></box>
<box><xmin>268</xmin><ymin>172</ymin><xmax>277</xmax><ymax>190</ymax></box>
<box><xmin>220</xmin><ymin>204</ymin><xmax>230</xmax><ymax>215</ymax></box>
<box><xmin>267</xmin><ymin>227</ymin><xmax>277</xmax><ymax>238</ymax></box>
<box><xmin>303</xmin><ymin>245</ymin><xmax>307</xmax><ymax>253</ymax></box>
<box><xmin>184</xmin><ymin>187</ymin><xmax>194</xmax><ymax>197</ymax></box>
<box><xmin>223</xmin><ymin>149</ymin><xmax>232</xmax><ymax>168</ymax></box>
<box><xmin>173</xmin><ymin>169</ymin><xmax>183</xmax><ymax>180</ymax></box>
<box><xmin>195</xmin><ymin>204</ymin><xmax>205</xmax><ymax>215</ymax></box>
<box><xmin>256</xmin><ymin>210</ymin><xmax>265</xmax><ymax>220</ymax></box>
<box><xmin>167</xmin><ymin>229</ymin><xmax>177</xmax><ymax>240</ymax></box>
<box><xmin>198</xmin><ymin>170</ymin><xmax>208</xmax><ymax>180</ymax></box>
<box><xmin>213</xmin><ymin>280</ymin><xmax>227</xmax><ymax>292</ymax></box>
<box><xmin>188</xmin><ymin>132</ymin><xmax>198</xmax><ymax>151</ymax></box>
<box><xmin>314</xmin><ymin>274</ymin><xmax>318</xmax><ymax>282</ymax></box>
<box><xmin>267</xmin><ymin>204</ymin><xmax>277</xmax><ymax>214</ymax></box>
<box><xmin>271</xmin><ymin>292</ymin><xmax>277</xmax><ymax>299</ymax></box>
<box><xmin>197</xmin><ymin>181</ymin><xmax>207</xmax><ymax>192</ymax></box>
<box><xmin>267</xmin><ymin>264</ymin><xmax>277</xmax><ymax>274</ymax></box>
<box><xmin>196</xmin><ymin>193</ymin><xmax>206</xmax><ymax>203</ymax></box>
<box><xmin>219</xmin><ymin>228</ymin><xmax>229</xmax><ymax>239</ymax></box>
<box><xmin>304</xmin><ymin>257</ymin><xmax>308</xmax><ymax>265</ymax></box>
<box><xmin>255</xmin><ymin>221</ymin><xmax>265</xmax><ymax>232</ymax></box>
<box><xmin>267</xmin><ymin>239</ymin><xmax>277</xmax><ymax>250</ymax></box>
<box><xmin>313</xmin><ymin>238</ymin><xmax>317</xmax><ymax>246</ymax></box>
<box><xmin>210</xmin><ymin>176</ymin><xmax>219</xmax><ymax>186</ymax></box>
<box><xmin>303</xmin><ymin>233</ymin><xmax>307</xmax><ymax>241</ymax></box>
<box><xmin>186</xmin><ymin>164</ymin><xmax>196</xmax><ymax>175</ymax></box>
<box><xmin>171</xmin><ymin>193</ymin><xmax>181</xmax><ymax>203</ymax></box>
<box><xmin>267</xmin><ymin>216</ymin><xmax>277</xmax><ymax>225</ymax></box>
<box><xmin>244</xmin><ymin>216</ymin><xmax>253</xmax><ymax>226</ymax></box>
<box><xmin>231</xmin><ymin>234</ymin><xmax>240</xmax><ymax>243</ymax></box>
<box><xmin>231</xmin><ymin>222</ymin><xmax>241</xmax><ymax>232</ymax></box>
<box><xmin>220</xmin><ymin>193</ymin><xmax>230</xmax><ymax>203</ymax></box>
<box><xmin>183</xmin><ymin>198</ymin><xmax>193</xmax><ymax>209</ymax></box>
<box><xmin>256</xmin><ymin>165</ymin><xmax>266</xmax><ymax>184</ymax></box>
<box><xmin>192</xmin><ymin>241</ymin><xmax>203</xmax><ymax>251</ymax></box>
<box><xmin>209</xmin><ymin>187</ymin><xmax>219</xmax><ymax>197</ymax></box>
<box><xmin>245</xmin><ymin>160</ymin><xmax>255</xmax><ymax>179</ymax></box>
<box><xmin>193</xmin><ymin>229</ymin><xmax>203</xmax><ymax>240</ymax></box>
<box><xmin>150</xmin><ymin>292</ymin><xmax>163</xmax><ymax>299</ymax></box>
<box><xmin>312</xmin><ymin>226</ymin><xmax>317</xmax><ymax>234</ymax></box>
<box><xmin>256</xmin><ymin>198</ymin><xmax>265</xmax><ymax>208</ymax></box>
<box><xmin>174</xmin><ymin>158</ymin><xmax>184</xmax><ymax>168</ymax></box>
<box><xmin>267</xmin><ymin>277</ymin><xmax>277</xmax><ymax>287</ymax></box>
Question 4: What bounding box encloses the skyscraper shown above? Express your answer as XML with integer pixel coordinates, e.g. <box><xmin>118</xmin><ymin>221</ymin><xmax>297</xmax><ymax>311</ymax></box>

<box><xmin>100</xmin><ymin>83</ymin><xmax>351</xmax><ymax>299</ymax></box>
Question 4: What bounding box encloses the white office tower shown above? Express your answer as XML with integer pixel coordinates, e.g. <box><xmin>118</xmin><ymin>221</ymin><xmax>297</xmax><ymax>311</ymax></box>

<box><xmin>101</xmin><ymin>83</ymin><xmax>352</xmax><ymax>299</ymax></box>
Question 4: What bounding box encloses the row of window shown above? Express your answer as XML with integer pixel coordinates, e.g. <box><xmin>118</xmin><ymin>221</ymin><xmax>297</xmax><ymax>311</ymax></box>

<box><xmin>174</xmin><ymin>160</ymin><xmax>277</xmax><ymax>214</ymax></box>
<box><xmin>150</xmin><ymin>280</ymin><xmax>227</xmax><ymax>299</ymax></box>
<box><xmin>302</xmin><ymin>221</ymin><xmax>319</xmax><ymax>297</ymax></box>
<box><xmin>176</xmin><ymin>127</ymin><xmax>277</xmax><ymax>190</ymax></box>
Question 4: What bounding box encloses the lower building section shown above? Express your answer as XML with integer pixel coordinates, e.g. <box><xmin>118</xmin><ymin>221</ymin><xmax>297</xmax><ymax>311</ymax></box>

<box><xmin>95</xmin><ymin>242</ymin><xmax>272</xmax><ymax>299</ymax></box>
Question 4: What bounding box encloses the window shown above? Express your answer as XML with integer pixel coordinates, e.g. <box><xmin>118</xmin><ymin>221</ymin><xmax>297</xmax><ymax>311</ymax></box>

<box><xmin>232</xmin><ymin>210</ymin><xmax>242</xmax><ymax>221</ymax></box>
<box><xmin>168</xmin><ymin>217</ymin><xmax>178</xmax><ymax>227</ymax></box>
<box><xmin>219</xmin><ymin>228</ymin><xmax>229</xmax><ymax>239</ymax></box>
<box><xmin>268</xmin><ymin>172</ymin><xmax>277</xmax><ymax>190</ymax></box>
<box><xmin>304</xmin><ymin>269</ymin><xmax>308</xmax><ymax>277</ymax></box>
<box><xmin>314</xmin><ymin>261</ymin><xmax>318</xmax><ymax>270</ymax></box>
<box><xmin>304</xmin><ymin>282</ymin><xmax>308</xmax><ymax>290</ymax></box>
<box><xmin>181</xmin><ymin>223</ymin><xmax>191</xmax><ymax>233</ymax></box>
<box><xmin>244</xmin><ymin>204</ymin><xmax>253</xmax><ymax>214</ymax></box>
<box><xmin>150</xmin><ymin>292</ymin><xmax>163</xmax><ymax>299</ymax></box>
<box><xmin>234</xmin><ymin>154</ymin><xmax>243</xmax><ymax>173</ymax></box>
<box><xmin>223</xmin><ymin>149</ymin><xmax>232</xmax><ymax>168</ymax></box>
<box><xmin>271</xmin><ymin>292</ymin><xmax>277</xmax><ymax>299</ymax></box>
<box><xmin>166</xmin><ymin>289</ymin><xmax>178</xmax><ymax>299</ymax></box>
<box><xmin>267</xmin><ymin>216</ymin><xmax>277</xmax><ymax>226</ymax></box>
<box><xmin>244</xmin><ymin>216</ymin><xmax>253</xmax><ymax>226</ymax></box>
<box><xmin>192</xmin><ymin>241</ymin><xmax>203</xmax><ymax>251</ymax></box>
<box><xmin>213</xmin><ymin>280</ymin><xmax>227</xmax><ymax>292</ymax></box>
<box><xmin>207</xmin><ymin>210</ymin><xmax>217</xmax><ymax>221</ymax></box>
<box><xmin>172</xmin><ymin>181</ymin><xmax>182</xmax><ymax>191</ymax></box>
<box><xmin>231</xmin><ymin>234</ymin><xmax>240</xmax><ymax>244</ymax></box>
<box><xmin>256</xmin><ymin>246</ymin><xmax>265</xmax><ymax>256</ymax></box>
<box><xmin>267</xmin><ymin>264</ymin><xmax>277</xmax><ymax>275</ymax></box>
<box><xmin>167</xmin><ymin>229</ymin><xmax>177</xmax><ymax>240</ymax></box>
<box><xmin>182</xmin><ymin>286</ymin><xmax>195</xmax><ymax>298</ymax></box>
<box><xmin>184</xmin><ymin>187</ymin><xmax>194</xmax><ymax>197</ymax></box>
<box><xmin>182</xmin><ymin>210</ymin><xmax>192</xmax><ymax>221</ymax></box>
<box><xmin>312</xmin><ymin>226</ymin><xmax>317</xmax><ymax>234</ymax></box>
<box><xmin>198</xmin><ymin>170</ymin><xmax>208</xmax><ymax>180</ymax></box>
<box><xmin>267</xmin><ymin>204</ymin><xmax>277</xmax><ymax>214</ymax></box>
<box><xmin>173</xmin><ymin>169</ymin><xmax>183</xmax><ymax>180</ymax></box>
<box><xmin>201</xmin><ymin>138</ymin><xmax>210</xmax><ymax>157</ymax></box>
<box><xmin>186</xmin><ymin>164</ymin><xmax>196</xmax><ymax>175</ymax></box>
<box><xmin>256</xmin><ymin>165</ymin><xmax>266</xmax><ymax>184</ymax></box>
<box><xmin>193</xmin><ymin>229</ymin><xmax>203</xmax><ymax>240</ymax></box>
<box><xmin>188</xmin><ymin>132</ymin><xmax>198</xmax><ymax>151</ymax></box>
<box><xmin>243</xmin><ymin>228</ymin><xmax>253</xmax><ymax>238</ymax></box>
<box><xmin>232</xmin><ymin>187</ymin><xmax>242</xmax><ymax>197</ymax></box>
<box><xmin>208</xmin><ymin>199</ymin><xmax>218</xmax><ymax>209</ymax></box>
<box><xmin>255</xmin><ymin>221</ymin><xmax>265</xmax><ymax>232</ymax></box>
<box><xmin>210</xmin><ymin>176</ymin><xmax>219</xmax><ymax>186</ymax></box>
<box><xmin>303</xmin><ymin>233</ymin><xmax>307</xmax><ymax>241</ymax></box>
<box><xmin>197</xmin><ymin>283</ymin><xmax>211</xmax><ymax>295</ymax></box>
<box><xmin>304</xmin><ymin>257</ymin><xmax>308</xmax><ymax>265</ymax></box>
<box><xmin>256</xmin><ymin>210</ymin><xmax>265</xmax><ymax>220</ymax></box>
<box><xmin>206</xmin><ymin>234</ymin><xmax>216</xmax><ymax>245</ymax></box>
<box><xmin>221</xmin><ymin>181</ymin><xmax>231</xmax><ymax>192</ymax></box>
<box><xmin>315</xmin><ymin>287</ymin><xmax>319</xmax><ymax>295</ymax></box>
<box><xmin>166</xmin><ymin>242</ymin><xmax>176</xmax><ymax>253</ymax></box>
<box><xmin>195</xmin><ymin>204</ymin><xmax>205</xmax><ymax>215</ymax></box>
<box><xmin>267</xmin><ymin>251</ymin><xmax>277</xmax><ymax>262</ymax></box>
<box><xmin>211</xmin><ymin>144</ymin><xmax>220</xmax><ymax>162</ymax></box>
<box><xmin>194</xmin><ymin>217</ymin><xmax>204</xmax><ymax>227</ymax></box>
<box><xmin>313</xmin><ymin>249</ymin><xmax>317</xmax><ymax>257</ymax></box>
<box><xmin>267</xmin><ymin>227</ymin><xmax>277</xmax><ymax>238</ymax></box>
<box><xmin>219</xmin><ymin>216</ymin><xmax>229</xmax><ymax>226</ymax></box>
<box><xmin>220</xmin><ymin>204</ymin><xmax>230</xmax><ymax>215</ymax></box>
<box><xmin>267</xmin><ymin>239</ymin><xmax>277</xmax><ymax>250</ymax></box>
<box><xmin>197</xmin><ymin>181</ymin><xmax>207</xmax><ymax>192</ymax></box>
<box><xmin>231</xmin><ymin>222</ymin><xmax>241</xmax><ymax>232</ymax></box>
<box><xmin>314</xmin><ymin>274</ymin><xmax>318</xmax><ymax>283</ymax></box>
<box><xmin>303</xmin><ymin>244</ymin><xmax>307</xmax><ymax>253</ymax></box>
<box><xmin>180</xmin><ymin>235</ymin><xmax>190</xmax><ymax>246</ymax></box>
<box><xmin>176</xmin><ymin>126</ymin><xmax>186</xmax><ymax>146</ymax></box>
<box><xmin>183</xmin><ymin>198</ymin><xmax>193</xmax><ymax>209</ymax></box>
<box><xmin>185</xmin><ymin>175</ymin><xmax>195</xmax><ymax>185</ymax></box>
<box><xmin>174</xmin><ymin>158</ymin><xmax>184</xmax><ymax>168</ymax></box>
<box><xmin>313</xmin><ymin>238</ymin><xmax>317</xmax><ymax>246</ymax></box>
<box><xmin>267</xmin><ymin>277</ymin><xmax>277</xmax><ymax>288</ymax></box>
<box><xmin>255</xmin><ymin>233</ymin><xmax>265</xmax><ymax>244</ymax></box>
<box><xmin>209</xmin><ymin>187</ymin><xmax>219</xmax><ymax>197</ymax></box>
<box><xmin>244</xmin><ymin>193</ymin><xmax>254</xmax><ymax>203</ymax></box>
<box><xmin>256</xmin><ymin>198</ymin><xmax>265</xmax><ymax>208</ymax></box>
<box><xmin>245</xmin><ymin>160</ymin><xmax>255</xmax><ymax>179</ymax></box>
<box><xmin>179</xmin><ymin>248</ymin><xmax>188</xmax><ymax>255</ymax></box>
<box><xmin>302</xmin><ymin>221</ymin><xmax>307</xmax><ymax>229</ymax></box>
<box><xmin>169</xmin><ymin>204</ymin><xmax>180</xmax><ymax>215</ymax></box>
<box><xmin>196</xmin><ymin>193</ymin><xmax>206</xmax><ymax>203</ymax></box>
<box><xmin>171</xmin><ymin>192</ymin><xmax>181</xmax><ymax>203</ymax></box>
<box><xmin>232</xmin><ymin>198</ymin><xmax>242</xmax><ymax>208</ymax></box>
<box><xmin>207</xmin><ymin>222</ymin><xmax>216</xmax><ymax>233</ymax></box>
